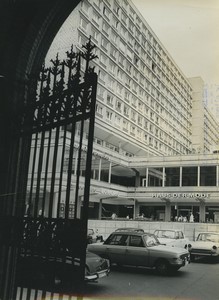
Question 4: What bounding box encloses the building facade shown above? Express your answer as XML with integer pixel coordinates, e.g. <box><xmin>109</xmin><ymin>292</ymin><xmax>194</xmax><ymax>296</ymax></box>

<box><xmin>47</xmin><ymin>0</ymin><xmax>193</xmax><ymax>157</ymax></box>
<box><xmin>204</xmin><ymin>83</ymin><xmax>219</xmax><ymax>122</ymax></box>
<box><xmin>189</xmin><ymin>77</ymin><xmax>219</xmax><ymax>154</ymax></box>
<box><xmin>33</xmin><ymin>0</ymin><xmax>219</xmax><ymax>223</ymax></box>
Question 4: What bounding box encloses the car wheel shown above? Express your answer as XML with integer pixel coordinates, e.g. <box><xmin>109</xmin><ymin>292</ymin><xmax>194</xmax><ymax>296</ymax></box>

<box><xmin>155</xmin><ymin>259</ymin><xmax>169</xmax><ymax>275</ymax></box>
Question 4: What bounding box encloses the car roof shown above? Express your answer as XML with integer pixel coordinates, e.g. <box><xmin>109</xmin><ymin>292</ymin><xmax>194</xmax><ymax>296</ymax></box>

<box><xmin>115</xmin><ymin>227</ymin><xmax>144</xmax><ymax>232</ymax></box>
<box><xmin>198</xmin><ymin>232</ymin><xmax>219</xmax><ymax>235</ymax></box>
<box><xmin>154</xmin><ymin>229</ymin><xmax>182</xmax><ymax>232</ymax></box>
<box><xmin>111</xmin><ymin>231</ymin><xmax>150</xmax><ymax>236</ymax></box>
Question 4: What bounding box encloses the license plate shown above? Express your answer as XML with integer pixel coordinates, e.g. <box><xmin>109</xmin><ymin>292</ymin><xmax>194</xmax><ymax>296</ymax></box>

<box><xmin>98</xmin><ymin>271</ymin><xmax>107</xmax><ymax>278</ymax></box>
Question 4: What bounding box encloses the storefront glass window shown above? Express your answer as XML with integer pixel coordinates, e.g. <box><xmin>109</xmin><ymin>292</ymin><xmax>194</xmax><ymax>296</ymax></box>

<box><xmin>100</xmin><ymin>158</ymin><xmax>110</xmax><ymax>182</ymax></box>
<box><xmin>147</xmin><ymin>168</ymin><xmax>163</xmax><ymax>187</ymax></box>
<box><xmin>182</xmin><ymin>166</ymin><xmax>197</xmax><ymax>186</ymax></box>
<box><xmin>200</xmin><ymin>166</ymin><xmax>216</xmax><ymax>186</ymax></box>
<box><xmin>91</xmin><ymin>155</ymin><xmax>101</xmax><ymax>180</ymax></box>
<box><xmin>165</xmin><ymin>167</ymin><xmax>180</xmax><ymax>187</ymax></box>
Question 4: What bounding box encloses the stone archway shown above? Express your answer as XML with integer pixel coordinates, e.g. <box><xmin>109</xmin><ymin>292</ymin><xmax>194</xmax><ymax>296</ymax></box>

<box><xmin>0</xmin><ymin>1</ymin><xmax>81</xmax><ymax>298</ymax></box>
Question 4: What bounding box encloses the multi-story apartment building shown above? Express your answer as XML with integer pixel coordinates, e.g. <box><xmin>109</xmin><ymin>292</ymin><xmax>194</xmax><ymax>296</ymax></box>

<box><xmin>189</xmin><ymin>77</ymin><xmax>219</xmax><ymax>153</ymax></box>
<box><xmin>33</xmin><ymin>0</ymin><xmax>219</xmax><ymax>223</ymax></box>
<box><xmin>46</xmin><ymin>0</ymin><xmax>193</xmax><ymax>157</ymax></box>
<box><xmin>204</xmin><ymin>83</ymin><xmax>219</xmax><ymax>122</ymax></box>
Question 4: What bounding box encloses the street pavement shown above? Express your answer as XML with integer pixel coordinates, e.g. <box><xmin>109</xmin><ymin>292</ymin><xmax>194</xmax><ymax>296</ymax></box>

<box><xmin>80</xmin><ymin>257</ymin><xmax>219</xmax><ymax>300</ymax></box>
<box><xmin>16</xmin><ymin>257</ymin><xmax>219</xmax><ymax>300</ymax></box>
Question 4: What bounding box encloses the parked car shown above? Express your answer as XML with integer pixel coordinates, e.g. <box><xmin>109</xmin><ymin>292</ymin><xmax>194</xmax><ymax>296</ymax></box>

<box><xmin>18</xmin><ymin>250</ymin><xmax>110</xmax><ymax>290</ymax></box>
<box><xmin>88</xmin><ymin>230</ymin><xmax>190</xmax><ymax>275</ymax></box>
<box><xmin>115</xmin><ymin>227</ymin><xmax>144</xmax><ymax>233</ymax></box>
<box><xmin>188</xmin><ymin>232</ymin><xmax>219</xmax><ymax>261</ymax></box>
<box><xmin>154</xmin><ymin>229</ymin><xmax>189</xmax><ymax>248</ymax></box>
<box><xmin>87</xmin><ymin>228</ymin><xmax>103</xmax><ymax>244</ymax></box>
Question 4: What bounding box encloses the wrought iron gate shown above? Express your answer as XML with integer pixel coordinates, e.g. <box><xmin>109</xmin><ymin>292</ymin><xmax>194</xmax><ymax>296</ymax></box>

<box><xmin>0</xmin><ymin>38</ymin><xmax>98</xmax><ymax>299</ymax></box>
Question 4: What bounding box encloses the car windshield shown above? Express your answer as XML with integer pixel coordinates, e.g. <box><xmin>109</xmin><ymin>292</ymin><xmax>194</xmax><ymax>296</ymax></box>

<box><xmin>143</xmin><ymin>235</ymin><xmax>160</xmax><ymax>247</ymax></box>
<box><xmin>197</xmin><ymin>233</ymin><xmax>219</xmax><ymax>242</ymax></box>
<box><xmin>154</xmin><ymin>230</ymin><xmax>175</xmax><ymax>239</ymax></box>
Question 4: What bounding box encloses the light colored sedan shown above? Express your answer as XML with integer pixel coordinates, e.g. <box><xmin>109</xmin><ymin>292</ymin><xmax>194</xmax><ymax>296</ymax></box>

<box><xmin>154</xmin><ymin>229</ymin><xmax>189</xmax><ymax>249</ymax></box>
<box><xmin>188</xmin><ymin>232</ymin><xmax>219</xmax><ymax>261</ymax></box>
<box><xmin>88</xmin><ymin>231</ymin><xmax>190</xmax><ymax>275</ymax></box>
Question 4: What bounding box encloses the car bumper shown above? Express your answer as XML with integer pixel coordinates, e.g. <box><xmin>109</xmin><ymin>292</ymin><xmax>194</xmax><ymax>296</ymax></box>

<box><xmin>189</xmin><ymin>250</ymin><xmax>218</xmax><ymax>257</ymax></box>
<box><xmin>170</xmin><ymin>256</ymin><xmax>190</xmax><ymax>267</ymax></box>
<box><xmin>85</xmin><ymin>268</ymin><xmax>110</xmax><ymax>281</ymax></box>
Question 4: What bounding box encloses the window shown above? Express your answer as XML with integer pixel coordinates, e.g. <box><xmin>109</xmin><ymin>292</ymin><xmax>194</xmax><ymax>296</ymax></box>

<box><xmin>120</xmin><ymin>25</ymin><xmax>126</xmax><ymax>39</ymax></box>
<box><xmin>103</xmin><ymin>6</ymin><xmax>110</xmax><ymax>19</ymax></box>
<box><xmin>110</xmin><ymin>45</ymin><xmax>117</xmax><ymax>59</ymax></box>
<box><xmin>119</xmin><ymin>39</ymin><xmax>126</xmax><ymax>53</ymax></box>
<box><xmin>118</xmin><ymin>54</ymin><xmax>124</xmax><ymax>67</ymax></box>
<box><xmin>121</xmin><ymin>12</ymin><xmax>127</xmax><ymax>25</ymax></box>
<box><xmin>98</xmin><ymin>85</ymin><xmax>105</xmax><ymax>98</ymax></box>
<box><xmin>92</xmin><ymin>11</ymin><xmax>100</xmax><ymax>25</ymax></box>
<box><xmin>124</xmin><ymin>106</ymin><xmax>129</xmax><ymax>116</ymax></box>
<box><xmin>81</xmin><ymin>1</ymin><xmax>89</xmax><ymax>13</ymax></box>
<box><xmin>144</xmin><ymin>235</ymin><xmax>158</xmax><ymax>247</ymax></box>
<box><xmin>102</xmin><ymin>21</ymin><xmax>110</xmax><ymax>35</ymax></box>
<box><xmin>105</xmin><ymin>234</ymin><xmax>128</xmax><ymax>246</ymax></box>
<box><xmin>127</xmin><ymin>47</ymin><xmax>133</xmax><ymax>61</ymax></box>
<box><xmin>115</xmin><ymin>114</ymin><xmax>121</xmax><ymax>126</ymax></box>
<box><xmin>106</xmin><ymin>110</ymin><xmax>113</xmax><ymax>120</ymax></box>
<box><xmin>91</xmin><ymin>26</ymin><xmax>99</xmax><ymax>41</ymax></box>
<box><xmin>109</xmin><ymin>62</ymin><xmax>116</xmax><ymax>75</ymax></box>
<box><xmin>112</xmin><ymin>16</ymin><xmax>119</xmax><ymax>30</ymax></box>
<box><xmin>200</xmin><ymin>166</ymin><xmax>216</xmax><ymax>186</ymax></box>
<box><xmin>117</xmin><ymin>69</ymin><xmax>123</xmax><ymax>81</ymax></box>
<box><xmin>111</xmin><ymin>31</ymin><xmax>118</xmax><ymax>44</ymax></box>
<box><xmin>101</xmin><ymin>37</ymin><xmax>108</xmax><ymax>51</ymax></box>
<box><xmin>182</xmin><ymin>167</ymin><xmax>198</xmax><ymax>186</ymax></box>
<box><xmin>100</xmin><ymin>53</ymin><xmax>107</xmax><ymax>66</ymax></box>
<box><xmin>116</xmin><ymin>100</ymin><xmax>122</xmax><ymax>110</ymax></box>
<box><xmin>80</xmin><ymin>17</ymin><xmax>88</xmax><ymax>31</ymax></box>
<box><xmin>113</xmin><ymin>2</ymin><xmax>120</xmax><ymax>15</ymax></box>
<box><xmin>117</xmin><ymin>83</ymin><xmax>123</xmax><ymax>96</ymax></box>
<box><xmin>96</xmin><ymin>104</ymin><xmax>103</xmax><ymax>115</ymax></box>
<box><xmin>107</xmin><ymin>94</ymin><xmax>114</xmax><ymax>106</ymax></box>
<box><xmin>128</xmin><ymin>20</ymin><xmax>134</xmax><ymax>33</ymax></box>
<box><xmin>129</xmin><ymin>235</ymin><xmax>144</xmax><ymax>247</ymax></box>
<box><xmin>108</xmin><ymin>76</ymin><xmax>115</xmax><ymax>90</ymax></box>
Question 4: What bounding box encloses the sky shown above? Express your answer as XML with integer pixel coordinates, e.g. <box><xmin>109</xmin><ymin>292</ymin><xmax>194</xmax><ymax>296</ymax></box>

<box><xmin>132</xmin><ymin>0</ymin><xmax>219</xmax><ymax>85</ymax></box>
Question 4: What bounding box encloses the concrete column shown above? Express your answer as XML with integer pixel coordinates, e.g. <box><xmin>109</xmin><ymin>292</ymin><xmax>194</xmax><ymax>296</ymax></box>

<box><xmin>135</xmin><ymin>171</ymin><xmax>140</xmax><ymax>187</ymax></box>
<box><xmin>108</xmin><ymin>161</ymin><xmax>112</xmax><ymax>183</ymax></box>
<box><xmin>98</xmin><ymin>199</ymin><xmax>102</xmax><ymax>220</ymax></box>
<box><xmin>180</xmin><ymin>166</ymin><xmax>182</xmax><ymax>187</ymax></box>
<box><xmin>197</xmin><ymin>166</ymin><xmax>200</xmax><ymax>187</ymax></box>
<box><xmin>217</xmin><ymin>165</ymin><xmax>219</xmax><ymax>187</ymax></box>
<box><xmin>98</xmin><ymin>158</ymin><xmax>102</xmax><ymax>181</ymax></box>
<box><xmin>165</xmin><ymin>202</ymin><xmax>171</xmax><ymax>222</ymax></box>
<box><xmin>162</xmin><ymin>167</ymin><xmax>165</xmax><ymax>187</ymax></box>
<box><xmin>146</xmin><ymin>167</ymin><xmax>148</xmax><ymax>187</ymax></box>
<box><xmin>199</xmin><ymin>202</ymin><xmax>206</xmax><ymax>222</ymax></box>
<box><xmin>134</xmin><ymin>200</ymin><xmax>140</xmax><ymax>218</ymax></box>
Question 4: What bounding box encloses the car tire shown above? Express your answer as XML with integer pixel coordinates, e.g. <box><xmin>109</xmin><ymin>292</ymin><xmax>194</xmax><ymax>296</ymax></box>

<box><xmin>155</xmin><ymin>259</ymin><xmax>169</xmax><ymax>275</ymax></box>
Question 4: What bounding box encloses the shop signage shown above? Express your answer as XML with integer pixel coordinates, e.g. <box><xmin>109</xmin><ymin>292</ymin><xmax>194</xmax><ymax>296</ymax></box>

<box><xmin>152</xmin><ymin>193</ymin><xmax>210</xmax><ymax>198</ymax></box>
